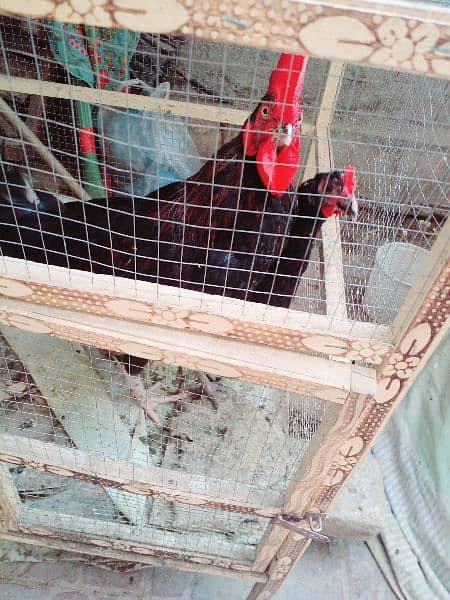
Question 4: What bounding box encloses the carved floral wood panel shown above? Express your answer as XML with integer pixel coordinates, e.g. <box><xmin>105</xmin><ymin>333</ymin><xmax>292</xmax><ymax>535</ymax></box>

<box><xmin>0</xmin><ymin>0</ymin><xmax>448</xmax><ymax>78</ymax></box>
<box><xmin>0</xmin><ymin>299</ymin><xmax>367</xmax><ymax>403</ymax></box>
<box><xmin>0</xmin><ymin>275</ymin><xmax>391</xmax><ymax>365</ymax></box>
<box><xmin>14</xmin><ymin>522</ymin><xmax>257</xmax><ymax>574</ymax></box>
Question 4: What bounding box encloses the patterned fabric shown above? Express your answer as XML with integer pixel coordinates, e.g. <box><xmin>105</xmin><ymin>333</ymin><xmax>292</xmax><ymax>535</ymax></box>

<box><xmin>48</xmin><ymin>23</ymin><xmax>139</xmax><ymax>90</ymax></box>
<box><xmin>48</xmin><ymin>23</ymin><xmax>140</xmax><ymax>198</ymax></box>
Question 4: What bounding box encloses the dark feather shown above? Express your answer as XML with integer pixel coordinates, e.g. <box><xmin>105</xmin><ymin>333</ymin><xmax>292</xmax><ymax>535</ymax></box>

<box><xmin>0</xmin><ymin>132</ymin><xmax>297</xmax><ymax>301</ymax></box>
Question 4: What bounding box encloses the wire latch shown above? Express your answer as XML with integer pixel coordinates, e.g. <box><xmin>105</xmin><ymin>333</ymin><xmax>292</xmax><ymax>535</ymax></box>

<box><xmin>275</xmin><ymin>511</ymin><xmax>329</xmax><ymax>543</ymax></box>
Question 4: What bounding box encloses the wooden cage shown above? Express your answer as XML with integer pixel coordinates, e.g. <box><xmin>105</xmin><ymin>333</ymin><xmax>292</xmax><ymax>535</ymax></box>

<box><xmin>0</xmin><ymin>1</ymin><xmax>448</xmax><ymax>598</ymax></box>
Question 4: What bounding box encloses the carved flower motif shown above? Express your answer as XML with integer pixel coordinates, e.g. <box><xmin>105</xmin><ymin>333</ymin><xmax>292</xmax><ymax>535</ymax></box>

<box><xmin>54</xmin><ymin>0</ymin><xmax>112</xmax><ymax>25</ymax></box>
<box><xmin>384</xmin><ymin>352</ymin><xmax>420</xmax><ymax>379</ymax></box>
<box><xmin>2</xmin><ymin>0</ymin><xmax>188</xmax><ymax>32</ymax></box>
<box><xmin>326</xmin><ymin>436</ymin><xmax>364</xmax><ymax>486</ymax></box>
<box><xmin>346</xmin><ymin>341</ymin><xmax>387</xmax><ymax>365</ymax></box>
<box><xmin>370</xmin><ymin>18</ymin><xmax>439</xmax><ymax>72</ymax></box>
<box><xmin>151</xmin><ymin>306</ymin><xmax>190</xmax><ymax>329</ymax></box>
<box><xmin>269</xmin><ymin>555</ymin><xmax>293</xmax><ymax>581</ymax></box>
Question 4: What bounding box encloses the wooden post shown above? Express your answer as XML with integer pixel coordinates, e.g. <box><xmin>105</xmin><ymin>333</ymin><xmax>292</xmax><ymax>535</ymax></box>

<box><xmin>316</xmin><ymin>61</ymin><xmax>347</xmax><ymax>321</ymax></box>
<box><xmin>294</xmin><ymin>61</ymin><xmax>348</xmax><ymax>321</ymax></box>
<box><xmin>251</xmin><ymin>402</ymin><xmax>342</xmax><ymax>572</ymax></box>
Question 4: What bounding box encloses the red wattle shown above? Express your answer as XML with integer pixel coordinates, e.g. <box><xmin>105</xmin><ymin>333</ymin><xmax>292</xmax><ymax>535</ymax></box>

<box><xmin>321</xmin><ymin>206</ymin><xmax>337</xmax><ymax>218</ymax></box>
<box><xmin>256</xmin><ymin>135</ymin><xmax>300</xmax><ymax>196</ymax></box>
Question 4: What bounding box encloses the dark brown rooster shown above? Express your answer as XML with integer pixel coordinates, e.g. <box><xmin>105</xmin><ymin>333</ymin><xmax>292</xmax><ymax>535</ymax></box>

<box><xmin>0</xmin><ymin>53</ymin><xmax>308</xmax><ymax>301</ymax></box>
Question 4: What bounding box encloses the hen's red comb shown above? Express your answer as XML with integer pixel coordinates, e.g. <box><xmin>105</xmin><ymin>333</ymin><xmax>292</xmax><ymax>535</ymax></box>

<box><xmin>343</xmin><ymin>165</ymin><xmax>356</xmax><ymax>196</ymax></box>
<box><xmin>267</xmin><ymin>53</ymin><xmax>308</xmax><ymax>117</ymax></box>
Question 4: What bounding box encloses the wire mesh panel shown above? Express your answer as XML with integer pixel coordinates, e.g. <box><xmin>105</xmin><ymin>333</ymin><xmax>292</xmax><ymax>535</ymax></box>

<box><xmin>1</xmin><ymin>14</ymin><xmax>444</xmax><ymax>329</ymax></box>
<box><xmin>0</xmin><ymin>324</ymin><xmax>324</xmax><ymax>560</ymax></box>
<box><xmin>5</xmin><ymin>463</ymin><xmax>266</xmax><ymax>562</ymax></box>
<box><xmin>332</xmin><ymin>64</ymin><xmax>448</xmax><ymax>323</ymax></box>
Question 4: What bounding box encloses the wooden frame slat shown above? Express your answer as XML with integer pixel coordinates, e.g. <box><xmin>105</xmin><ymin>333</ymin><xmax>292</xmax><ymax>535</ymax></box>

<box><xmin>248</xmin><ymin>209</ymin><xmax>449</xmax><ymax>599</ymax></box>
<box><xmin>0</xmin><ymin>433</ymin><xmax>282</xmax><ymax>518</ymax></box>
<box><xmin>0</xmin><ymin>259</ymin><xmax>392</xmax><ymax>366</ymax></box>
<box><xmin>20</xmin><ymin>507</ymin><xmax>257</xmax><ymax>564</ymax></box>
<box><xmin>0</xmin><ymin>75</ymin><xmax>253</xmax><ymax>127</ymax></box>
<box><xmin>0</xmin><ymin>530</ymin><xmax>267</xmax><ymax>582</ymax></box>
<box><xmin>0</xmin><ymin>1</ymin><xmax>448</xmax><ymax>78</ymax></box>
<box><xmin>0</xmin><ymin>295</ymin><xmax>377</xmax><ymax>404</ymax></box>
<box><xmin>316</xmin><ymin>61</ymin><xmax>348</xmax><ymax>321</ymax></box>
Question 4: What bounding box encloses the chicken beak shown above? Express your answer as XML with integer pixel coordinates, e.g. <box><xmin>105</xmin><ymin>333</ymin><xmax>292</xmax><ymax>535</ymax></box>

<box><xmin>350</xmin><ymin>196</ymin><xmax>358</xmax><ymax>220</ymax></box>
<box><xmin>336</xmin><ymin>194</ymin><xmax>358</xmax><ymax>220</ymax></box>
<box><xmin>277</xmin><ymin>123</ymin><xmax>294</xmax><ymax>147</ymax></box>
<box><xmin>343</xmin><ymin>196</ymin><xmax>358</xmax><ymax>220</ymax></box>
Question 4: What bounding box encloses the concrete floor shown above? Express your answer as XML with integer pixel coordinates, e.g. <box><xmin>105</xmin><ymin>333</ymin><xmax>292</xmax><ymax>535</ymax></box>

<box><xmin>0</xmin><ymin>538</ymin><xmax>395</xmax><ymax>600</ymax></box>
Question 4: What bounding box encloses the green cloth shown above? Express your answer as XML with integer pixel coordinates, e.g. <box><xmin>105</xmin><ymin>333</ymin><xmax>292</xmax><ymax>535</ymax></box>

<box><xmin>48</xmin><ymin>23</ymin><xmax>140</xmax><ymax>198</ymax></box>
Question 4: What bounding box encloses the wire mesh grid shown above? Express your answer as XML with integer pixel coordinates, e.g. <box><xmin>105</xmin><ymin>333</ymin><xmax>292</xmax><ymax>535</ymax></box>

<box><xmin>0</xmin><ymin>324</ymin><xmax>323</xmax><ymax>554</ymax></box>
<box><xmin>0</xmin><ymin>15</ymin><xmax>448</xmax><ymax>328</ymax></box>
<box><xmin>5</xmin><ymin>458</ymin><xmax>267</xmax><ymax>560</ymax></box>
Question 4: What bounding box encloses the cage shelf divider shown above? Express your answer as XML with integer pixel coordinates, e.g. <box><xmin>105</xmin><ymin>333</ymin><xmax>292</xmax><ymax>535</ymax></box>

<box><xmin>0</xmin><ymin>258</ymin><xmax>393</xmax><ymax>366</ymax></box>
<box><xmin>19</xmin><ymin>507</ymin><xmax>257</xmax><ymax>564</ymax></box>
<box><xmin>248</xmin><ymin>213</ymin><xmax>450</xmax><ymax>600</ymax></box>
<box><xmin>0</xmin><ymin>294</ymin><xmax>378</xmax><ymax>404</ymax></box>
<box><xmin>0</xmin><ymin>433</ymin><xmax>282</xmax><ymax>518</ymax></box>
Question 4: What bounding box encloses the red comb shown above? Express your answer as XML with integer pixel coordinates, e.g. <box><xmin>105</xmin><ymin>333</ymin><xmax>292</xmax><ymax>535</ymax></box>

<box><xmin>267</xmin><ymin>54</ymin><xmax>308</xmax><ymax>120</ymax></box>
<box><xmin>343</xmin><ymin>165</ymin><xmax>356</xmax><ymax>195</ymax></box>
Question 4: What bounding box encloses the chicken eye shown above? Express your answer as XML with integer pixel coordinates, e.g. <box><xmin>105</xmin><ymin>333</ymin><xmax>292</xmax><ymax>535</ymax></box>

<box><xmin>261</xmin><ymin>106</ymin><xmax>269</xmax><ymax>118</ymax></box>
